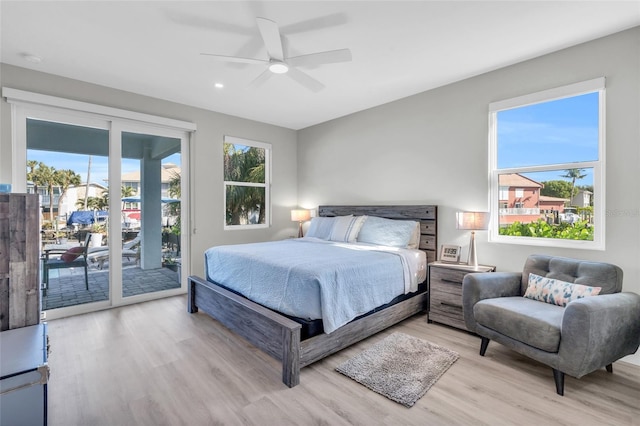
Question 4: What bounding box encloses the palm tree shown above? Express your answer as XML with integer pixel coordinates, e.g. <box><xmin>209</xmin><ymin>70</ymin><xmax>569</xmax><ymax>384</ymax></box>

<box><xmin>55</xmin><ymin>169</ymin><xmax>82</xmax><ymax>214</ymax></box>
<box><xmin>167</xmin><ymin>170</ymin><xmax>181</xmax><ymax>221</ymax></box>
<box><xmin>223</xmin><ymin>143</ymin><xmax>266</xmax><ymax>225</ymax></box>
<box><xmin>26</xmin><ymin>160</ymin><xmax>39</xmax><ymax>189</ymax></box>
<box><xmin>27</xmin><ymin>162</ymin><xmax>57</xmax><ymax>221</ymax></box>
<box><xmin>561</xmin><ymin>168</ymin><xmax>588</xmax><ymax>201</ymax></box>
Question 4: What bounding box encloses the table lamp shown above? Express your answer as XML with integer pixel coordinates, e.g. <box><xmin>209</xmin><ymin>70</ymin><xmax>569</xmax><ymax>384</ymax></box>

<box><xmin>291</xmin><ymin>209</ymin><xmax>311</xmax><ymax>238</ymax></box>
<box><xmin>456</xmin><ymin>211</ymin><xmax>490</xmax><ymax>269</ymax></box>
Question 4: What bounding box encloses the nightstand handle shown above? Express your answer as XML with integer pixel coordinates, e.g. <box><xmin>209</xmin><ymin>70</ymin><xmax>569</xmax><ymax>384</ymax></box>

<box><xmin>440</xmin><ymin>301</ymin><xmax>462</xmax><ymax>309</ymax></box>
<box><xmin>441</xmin><ymin>278</ymin><xmax>462</xmax><ymax>284</ymax></box>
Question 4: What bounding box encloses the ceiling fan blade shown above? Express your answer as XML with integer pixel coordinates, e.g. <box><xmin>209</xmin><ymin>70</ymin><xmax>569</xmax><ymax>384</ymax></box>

<box><xmin>200</xmin><ymin>53</ymin><xmax>267</xmax><ymax>65</ymax></box>
<box><xmin>287</xmin><ymin>48</ymin><xmax>352</xmax><ymax>68</ymax></box>
<box><xmin>256</xmin><ymin>17</ymin><xmax>284</xmax><ymax>61</ymax></box>
<box><xmin>246</xmin><ymin>69</ymin><xmax>274</xmax><ymax>90</ymax></box>
<box><xmin>281</xmin><ymin>13</ymin><xmax>348</xmax><ymax>35</ymax></box>
<box><xmin>286</xmin><ymin>67</ymin><xmax>325</xmax><ymax>92</ymax></box>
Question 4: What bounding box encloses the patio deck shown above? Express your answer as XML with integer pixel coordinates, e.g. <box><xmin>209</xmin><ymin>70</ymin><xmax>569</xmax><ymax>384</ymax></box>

<box><xmin>42</xmin><ymin>263</ymin><xmax>180</xmax><ymax>310</ymax></box>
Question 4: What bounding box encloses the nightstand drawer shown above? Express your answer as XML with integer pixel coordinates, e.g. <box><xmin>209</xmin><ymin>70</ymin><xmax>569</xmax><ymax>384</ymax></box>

<box><xmin>430</xmin><ymin>279</ymin><xmax>463</xmax><ymax>298</ymax></box>
<box><xmin>430</xmin><ymin>292</ymin><xmax>463</xmax><ymax>312</ymax></box>
<box><xmin>430</xmin><ymin>267</ymin><xmax>467</xmax><ymax>285</ymax></box>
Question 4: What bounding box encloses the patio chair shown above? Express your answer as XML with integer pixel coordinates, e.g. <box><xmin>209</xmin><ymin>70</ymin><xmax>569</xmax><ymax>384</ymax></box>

<box><xmin>43</xmin><ymin>233</ymin><xmax>91</xmax><ymax>295</ymax></box>
<box><xmin>89</xmin><ymin>234</ymin><xmax>141</xmax><ymax>269</ymax></box>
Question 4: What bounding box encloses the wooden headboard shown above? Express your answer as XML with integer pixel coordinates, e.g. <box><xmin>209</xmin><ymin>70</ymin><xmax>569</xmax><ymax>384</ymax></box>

<box><xmin>318</xmin><ymin>205</ymin><xmax>438</xmax><ymax>264</ymax></box>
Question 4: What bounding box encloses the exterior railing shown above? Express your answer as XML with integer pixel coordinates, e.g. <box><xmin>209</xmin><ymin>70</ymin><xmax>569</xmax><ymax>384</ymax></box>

<box><xmin>499</xmin><ymin>208</ymin><xmax>541</xmax><ymax>215</ymax></box>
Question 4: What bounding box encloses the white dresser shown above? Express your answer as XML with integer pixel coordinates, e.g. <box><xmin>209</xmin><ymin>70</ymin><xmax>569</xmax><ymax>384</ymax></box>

<box><xmin>0</xmin><ymin>323</ymin><xmax>49</xmax><ymax>426</ymax></box>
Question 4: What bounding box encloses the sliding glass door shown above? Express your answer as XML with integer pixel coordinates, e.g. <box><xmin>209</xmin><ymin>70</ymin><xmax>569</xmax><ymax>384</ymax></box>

<box><xmin>27</xmin><ymin>115</ymin><xmax>113</xmax><ymax>312</ymax></box>
<box><xmin>8</xmin><ymin>90</ymin><xmax>192</xmax><ymax>319</ymax></box>
<box><xmin>119</xmin><ymin>130</ymin><xmax>183</xmax><ymax>299</ymax></box>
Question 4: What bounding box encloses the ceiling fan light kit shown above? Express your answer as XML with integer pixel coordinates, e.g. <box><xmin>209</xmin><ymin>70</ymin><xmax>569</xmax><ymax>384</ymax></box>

<box><xmin>268</xmin><ymin>61</ymin><xmax>289</xmax><ymax>74</ymax></box>
<box><xmin>201</xmin><ymin>17</ymin><xmax>351</xmax><ymax>91</ymax></box>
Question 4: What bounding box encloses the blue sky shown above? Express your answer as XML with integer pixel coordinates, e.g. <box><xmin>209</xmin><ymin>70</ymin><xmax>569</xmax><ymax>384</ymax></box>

<box><xmin>497</xmin><ymin>91</ymin><xmax>599</xmax><ymax>186</ymax></box>
<box><xmin>27</xmin><ymin>151</ymin><xmax>181</xmax><ymax>186</ymax></box>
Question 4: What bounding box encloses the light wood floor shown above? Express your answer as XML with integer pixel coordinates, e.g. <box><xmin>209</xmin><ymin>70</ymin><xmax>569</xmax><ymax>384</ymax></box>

<box><xmin>47</xmin><ymin>295</ymin><xmax>640</xmax><ymax>426</ymax></box>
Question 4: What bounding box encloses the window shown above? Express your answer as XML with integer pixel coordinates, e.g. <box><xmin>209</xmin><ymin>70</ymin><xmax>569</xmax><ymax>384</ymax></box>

<box><xmin>489</xmin><ymin>78</ymin><xmax>605</xmax><ymax>249</ymax></box>
<box><xmin>223</xmin><ymin>136</ymin><xmax>271</xmax><ymax>229</ymax></box>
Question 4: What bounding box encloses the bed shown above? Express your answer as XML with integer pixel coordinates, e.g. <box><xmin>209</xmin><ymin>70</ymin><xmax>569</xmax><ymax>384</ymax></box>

<box><xmin>188</xmin><ymin>205</ymin><xmax>437</xmax><ymax>387</ymax></box>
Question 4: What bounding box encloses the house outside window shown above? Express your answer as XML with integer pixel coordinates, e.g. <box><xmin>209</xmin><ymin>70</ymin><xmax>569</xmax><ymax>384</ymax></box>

<box><xmin>489</xmin><ymin>78</ymin><xmax>605</xmax><ymax>249</ymax></box>
<box><xmin>223</xmin><ymin>136</ymin><xmax>271</xmax><ymax>229</ymax></box>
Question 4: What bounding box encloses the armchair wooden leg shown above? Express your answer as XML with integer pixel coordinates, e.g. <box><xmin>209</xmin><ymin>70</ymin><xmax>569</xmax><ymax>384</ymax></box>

<box><xmin>84</xmin><ymin>267</ymin><xmax>89</xmax><ymax>290</ymax></box>
<box><xmin>606</xmin><ymin>364</ymin><xmax>613</xmax><ymax>373</ymax></box>
<box><xmin>552</xmin><ymin>369</ymin><xmax>565</xmax><ymax>396</ymax></box>
<box><xmin>480</xmin><ymin>337</ymin><xmax>490</xmax><ymax>356</ymax></box>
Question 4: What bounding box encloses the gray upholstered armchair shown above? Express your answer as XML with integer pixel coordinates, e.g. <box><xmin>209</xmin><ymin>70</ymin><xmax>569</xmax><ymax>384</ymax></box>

<box><xmin>462</xmin><ymin>254</ymin><xmax>640</xmax><ymax>395</ymax></box>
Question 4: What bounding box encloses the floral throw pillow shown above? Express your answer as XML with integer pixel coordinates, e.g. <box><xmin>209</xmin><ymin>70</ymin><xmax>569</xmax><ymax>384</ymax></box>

<box><xmin>524</xmin><ymin>273</ymin><xmax>602</xmax><ymax>307</ymax></box>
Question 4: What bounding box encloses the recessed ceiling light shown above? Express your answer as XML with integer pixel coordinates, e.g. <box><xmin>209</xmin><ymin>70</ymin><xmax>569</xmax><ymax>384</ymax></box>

<box><xmin>22</xmin><ymin>53</ymin><xmax>42</xmax><ymax>63</ymax></box>
<box><xmin>214</xmin><ymin>83</ymin><xmax>224</xmax><ymax>89</ymax></box>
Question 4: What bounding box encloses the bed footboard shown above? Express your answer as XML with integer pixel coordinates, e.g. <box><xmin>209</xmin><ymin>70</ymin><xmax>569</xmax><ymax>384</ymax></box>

<box><xmin>188</xmin><ymin>275</ymin><xmax>302</xmax><ymax>387</ymax></box>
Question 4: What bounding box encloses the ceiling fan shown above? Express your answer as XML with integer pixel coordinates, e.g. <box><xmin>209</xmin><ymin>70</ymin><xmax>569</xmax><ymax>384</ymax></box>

<box><xmin>201</xmin><ymin>17</ymin><xmax>352</xmax><ymax>92</ymax></box>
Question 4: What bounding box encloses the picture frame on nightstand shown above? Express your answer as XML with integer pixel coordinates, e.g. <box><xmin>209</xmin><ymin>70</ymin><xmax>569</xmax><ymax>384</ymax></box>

<box><xmin>439</xmin><ymin>244</ymin><xmax>461</xmax><ymax>263</ymax></box>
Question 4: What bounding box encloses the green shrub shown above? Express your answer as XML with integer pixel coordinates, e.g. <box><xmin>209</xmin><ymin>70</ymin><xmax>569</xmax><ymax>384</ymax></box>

<box><xmin>499</xmin><ymin>219</ymin><xmax>593</xmax><ymax>240</ymax></box>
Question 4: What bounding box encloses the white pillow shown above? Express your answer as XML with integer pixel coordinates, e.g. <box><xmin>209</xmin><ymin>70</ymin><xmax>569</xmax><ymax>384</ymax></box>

<box><xmin>329</xmin><ymin>215</ymin><xmax>366</xmax><ymax>243</ymax></box>
<box><xmin>406</xmin><ymin>223</ymin><xmax>421</xmax><ymax>249</ymax></box>
<box><xmin>357</xmin><ymin>216</ymin><xmax>419</xmax><ymax>248</ymax></box>
<box><xmin>306</xmin><ymin>216</ymin><xmax>341</xmax><ymax>240</ymax></box>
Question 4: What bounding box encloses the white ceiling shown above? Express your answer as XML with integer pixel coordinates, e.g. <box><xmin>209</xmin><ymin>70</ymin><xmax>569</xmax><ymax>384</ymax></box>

<box><xmin>2</xmin><ymin>1</ymin><xmax>639</xmax><ymax>130</ymax></box>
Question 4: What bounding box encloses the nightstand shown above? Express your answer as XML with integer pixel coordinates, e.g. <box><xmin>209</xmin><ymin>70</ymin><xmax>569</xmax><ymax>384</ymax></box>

<box><xmin>428</xmin><ymin>261</ymin><xmax>496</xmax><ymax>331</ymax></box>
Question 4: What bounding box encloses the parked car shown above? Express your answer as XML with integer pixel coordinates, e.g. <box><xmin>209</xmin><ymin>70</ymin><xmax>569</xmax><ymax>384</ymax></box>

<box><xmin>560</xmin><ymin>208</ymin><xmax>581</xmax><ymax>224</ymax></box>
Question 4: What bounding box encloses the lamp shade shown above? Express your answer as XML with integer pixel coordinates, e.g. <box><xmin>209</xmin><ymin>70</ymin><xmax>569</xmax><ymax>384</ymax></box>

<box><xmin>456</xmin><ymin>211</ymin><xmax>490</xmax><ymax>231</ymax></box>
<box><xmin>291</xmin><ymin>209</ymin><xmax>311</xmax><ymax>222</ymax></box>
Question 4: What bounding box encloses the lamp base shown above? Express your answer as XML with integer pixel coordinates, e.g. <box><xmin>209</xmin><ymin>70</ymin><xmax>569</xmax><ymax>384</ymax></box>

<box><xmin>297</xmin><ymin>222</ymin><xmax>304</xmax><ymax>238</ymax></box>
<box><xmin>467</xmin><ymin>231</ymin><xmax>478</xmax><ymax>269</ymax></box>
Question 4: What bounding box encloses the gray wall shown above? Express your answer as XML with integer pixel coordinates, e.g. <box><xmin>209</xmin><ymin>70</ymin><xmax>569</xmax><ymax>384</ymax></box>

<box><xmin>298</xmin><ymin>27</ymin><xmax>640</xmax><ymax>363</ymax></box>
<box><xmin>0</xmin><ymin>64</ymin><xmax>299</xmax><ymax>277</ymax></box>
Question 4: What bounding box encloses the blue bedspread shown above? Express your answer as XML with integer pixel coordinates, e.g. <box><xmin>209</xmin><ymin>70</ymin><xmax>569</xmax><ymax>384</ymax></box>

<box><xmin>205</xmin><ymin>238</ymin><xmax>424</xmax><ymax>334</ymax></box>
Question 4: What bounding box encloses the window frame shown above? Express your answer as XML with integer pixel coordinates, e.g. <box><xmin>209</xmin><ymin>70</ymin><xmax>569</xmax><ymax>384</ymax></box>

<box><xmin>488</xmin><ymin>78</ymin><xmax>606</xmax><ymax>250</ymax></box>
<box><xmin>223</xmin><ymin>135</ymin><xmax>271</xmax><ymax>230</ymax></box>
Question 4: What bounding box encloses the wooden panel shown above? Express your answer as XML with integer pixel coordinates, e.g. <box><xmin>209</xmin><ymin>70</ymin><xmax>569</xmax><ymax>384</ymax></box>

<box><xmin>419</xmin><ymin>235</ymin><xmax>436</xmax><ymax>251</ymax></box>
<box><xmin>0</xmin><ymin>195</ymin><xmax>9</xmax><ymax>331</ymax></box>
<box><xmin>0</xmin><ymin>194</ymin><xmax>40</xmax><ymax>331</ymax></box>
<box><xmin>428</xmin><ymin>263</ymin><xmax>495</xmax><ymax>331</ymax></box>
<box><xmin>319</xmin><ymin>205</ymin><xmax>436</xmax><ymax>220</ymax></box>
<box><xmin>428</xmin><ymin>310</ymin><xmax>468</xmax><ymax>330</ymax></box>
<box><xmin>188</xmin><ymin>276</ymin><xmax>302</xmax><ymax>387</ymax></box>
<box><xmin>431</xmin><ymin>267</ymin><xmax>467</xmax><ymax>285</ymax></box>
<box><xmin>300</xmin><ymin>292</ymin><xmax>428</xmax><ymax>367</ymax></box>
<box><xmin>420</xmin><ymin>220</ymin><xmax>436</xmax><ymax>235</ymax></box>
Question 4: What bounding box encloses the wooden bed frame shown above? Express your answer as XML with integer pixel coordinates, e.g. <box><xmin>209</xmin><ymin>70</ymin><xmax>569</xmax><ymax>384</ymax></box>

<box><xmin>187</xmin><ymin>205</ymin><xmax>437</xmax><ymax>387</ymax></box>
